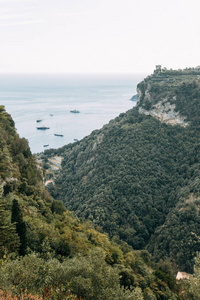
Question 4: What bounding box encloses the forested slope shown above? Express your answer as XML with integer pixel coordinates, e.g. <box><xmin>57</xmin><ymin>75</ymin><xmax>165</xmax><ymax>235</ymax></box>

<box><xmin>44</xmin><ymin>68</ymin><xmax>200</xmax><ymax>273</ymax></box>
<box><xmin>0</xmin><ymin>105</ymin><xmax>182</xmax><ymax>299</ymax></box>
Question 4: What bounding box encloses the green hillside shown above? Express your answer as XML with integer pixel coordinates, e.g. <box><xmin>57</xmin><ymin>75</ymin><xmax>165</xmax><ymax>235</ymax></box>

<box><xmin>0</xmin><ymin>105</ymin><xmax>182</xmax><ymax>299</ymax></box>
<box><xmin>43</xmin><ymin>68</ymin><xmax>200</xmax><ymax>274</ymax></box>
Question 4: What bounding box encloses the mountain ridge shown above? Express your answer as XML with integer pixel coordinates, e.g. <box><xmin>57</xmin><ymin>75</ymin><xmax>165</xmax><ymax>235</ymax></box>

<box><xmin>43</xmin><ymin>67</ymin><xmax>200</xmax><ymax>273</ymax></box>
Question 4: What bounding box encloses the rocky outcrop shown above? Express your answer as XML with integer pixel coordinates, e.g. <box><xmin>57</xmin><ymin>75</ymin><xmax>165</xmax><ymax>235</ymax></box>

<box><xmin>139</xmin><ymin>100</ymin><xmax>189</xmax><ymax>127</ymax></box>
<box><xmin>92</xmin><ymin>133</ymin><xmax>104</xmax><ymax>151</ymax></box>
<box><xmin>137</xmin><ymin>82</ymin><xmax>189</xmax><ymax>127</ymax></box>
<box><xmin>0</xmin><ymin>177</ymin><xmax>18</xmax><ymax>197</ymax></box>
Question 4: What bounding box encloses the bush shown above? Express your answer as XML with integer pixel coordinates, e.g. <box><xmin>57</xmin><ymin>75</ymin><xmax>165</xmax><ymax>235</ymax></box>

<box><xmin>0</xmin><ymin>251</ymin><xmax>144</xmax><ymax>300</ymax></box>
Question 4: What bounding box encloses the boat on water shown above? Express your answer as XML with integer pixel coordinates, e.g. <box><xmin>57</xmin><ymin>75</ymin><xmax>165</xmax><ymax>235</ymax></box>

<box><xmin>43</xmin><ymin>144</ymin><xmax>49</xmax><ymax>147</ymax></box>
<box><xmin>54</xmin><ymin>133</ymin><xmax>63</xmax><ymax>137</ymax></box>
<box><xmin>36</xmin><ymin>119</ymin><xmax>42</xmax><ymax>122</ymax></box>
<box><xmin>74</xmin><ymin>139</ymin><xmax>79</xmax><ymax>141</ymax></box>
<box><xmin>37</xmin><ymin>126</ymin><xmax>50</xmax><ymax>130</ymax></box>
<box><xmin>70</xmin><ymin>109</ymin><xmax>80</xmax><ymax>113</ymax></box>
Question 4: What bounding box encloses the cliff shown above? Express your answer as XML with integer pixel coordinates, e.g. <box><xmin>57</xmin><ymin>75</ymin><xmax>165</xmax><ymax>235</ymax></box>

<box><xmin>137</xmin><ymin>68</ymin><xmax>200</xmax><ymax>127</ymax></box>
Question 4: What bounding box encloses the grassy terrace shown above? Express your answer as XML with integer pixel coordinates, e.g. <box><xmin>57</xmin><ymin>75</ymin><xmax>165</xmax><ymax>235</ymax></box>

<box><xmin>142</xmin><ymin>67</ymin><xmax>200</xmax><ymax>87</ymax></box>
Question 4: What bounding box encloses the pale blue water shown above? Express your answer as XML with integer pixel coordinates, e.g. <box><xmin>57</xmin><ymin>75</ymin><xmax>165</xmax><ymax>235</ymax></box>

<box><xmin>0</xmin><ymin>73</ymin><xmax>145</xmax><ymax>154</ymax></box>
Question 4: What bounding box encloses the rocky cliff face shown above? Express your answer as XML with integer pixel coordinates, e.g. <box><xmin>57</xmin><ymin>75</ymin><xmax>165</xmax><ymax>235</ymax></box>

<box><xmin>136</xmin><ymin>70</ymin><xmax>200</xmax><ymax>127</ymax></box>
<box><xmin>138</xmin><ymin>100</ymin><xmax>189</xmax><ymax>127</ymax></box>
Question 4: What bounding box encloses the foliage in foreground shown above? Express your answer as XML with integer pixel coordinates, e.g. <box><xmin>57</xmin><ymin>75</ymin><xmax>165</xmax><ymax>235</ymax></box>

<box><xmin>0</xmin><ymin>250</ymin><xmax>146</xmax><ymax>300</ymax></box>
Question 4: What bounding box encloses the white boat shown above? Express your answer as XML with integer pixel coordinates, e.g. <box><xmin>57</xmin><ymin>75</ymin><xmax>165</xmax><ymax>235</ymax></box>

<box><xmin>70</xmin><ymin>109</ymin><xmax>80</xmax><ymax>113</ymax></box>
<box><xmin>37</xmin><ymin>125</ymin><xmax>50</xmax><ymax>130</ymax></box>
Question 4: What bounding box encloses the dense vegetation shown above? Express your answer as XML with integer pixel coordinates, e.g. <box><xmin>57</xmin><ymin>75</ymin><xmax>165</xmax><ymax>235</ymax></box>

<box><xmin>174</xmin><ymin>81</ymin><xmax>200</xmax><ymax>126</ymax></box>
<box><xmin>43</xmin><ymin>73</ymin><xmax>200</xmax><ymax>274</ymax></box>
<box><xmin>2</xmin><ymin>68</ymin><xmax>200</xmax><ymax>299</ymax></box>
<box><xmin>0</xmin><ymin>105</ymin><xmax>182</xmax><ymax>299</ymax></box>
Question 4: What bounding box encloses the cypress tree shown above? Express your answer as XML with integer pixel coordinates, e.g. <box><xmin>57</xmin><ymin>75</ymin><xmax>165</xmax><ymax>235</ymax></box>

<box><xmin>0</xmin><ymin>201</ymin><xmax>20</xmax><ymax>257</ymax></box>
<box><xmin>11</xmin><ymin>199</ymin><xmax>27</xmax><ymax>256</ymax></box>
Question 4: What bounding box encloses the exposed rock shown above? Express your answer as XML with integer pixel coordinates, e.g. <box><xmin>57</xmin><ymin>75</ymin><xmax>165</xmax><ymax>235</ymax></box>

<box><xmin>138</xmin><ymin>87</ymin><xmax>189</xmax><ymax>127</ymax></box>
<box><xmin>144</xmin><ymin>84</ymin><xmax>152</xmax><ymax>102</ymax></box>
<box><xmin>139</xmin><ymin>100</ymin><xmax>189</xmax><ymax>127</ymax></box>
<box><xmin>0</xmin><ymin>177</ymin><xmax>18</xmax><ymax>197</ymax></box>
<box><xmin>176</xmin><ymin>272</ymin><xmax>190</xmax><ymax>280</ymax></box>
<box><xmin>45</xmin><ymin>179</ymin><xmax>54</xmax><ymax>186</ymax></box>
<box><xmin>92</xmin><ymin>133</ymin><xmax>104</xmax><ymax>151</ymax></box>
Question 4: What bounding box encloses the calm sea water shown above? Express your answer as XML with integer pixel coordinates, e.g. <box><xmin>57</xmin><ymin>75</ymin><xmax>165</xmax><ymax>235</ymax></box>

<box><xmin>0</xmin><ymin>73</ymin><xmax>145</xmax><ymax>154</ymax></box>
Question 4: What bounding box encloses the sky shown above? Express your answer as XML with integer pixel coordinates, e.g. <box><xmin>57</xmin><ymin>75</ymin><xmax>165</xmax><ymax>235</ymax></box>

<box><xmin>0</xmin><ymin>0</ymin><xmax>200</xmax><ymax>74</ymax></box>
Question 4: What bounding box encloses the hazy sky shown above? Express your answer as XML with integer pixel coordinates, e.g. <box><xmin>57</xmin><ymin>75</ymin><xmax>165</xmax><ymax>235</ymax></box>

<box><xmin>0</xmin><ymin>0</ymin><xmax>200</xmax><ymax>74</ymax></box>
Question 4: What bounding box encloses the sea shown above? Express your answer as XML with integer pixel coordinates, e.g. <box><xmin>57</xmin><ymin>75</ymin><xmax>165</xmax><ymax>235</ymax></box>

<box><xmin>0</xmin><ymin>73</ymin><xmax>145</xmax><ymax>154</ymax></box>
